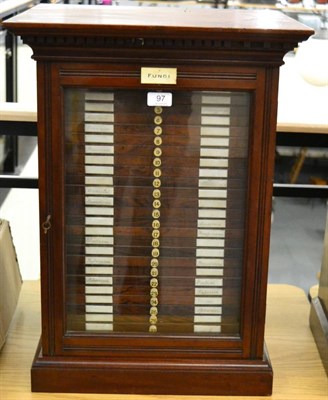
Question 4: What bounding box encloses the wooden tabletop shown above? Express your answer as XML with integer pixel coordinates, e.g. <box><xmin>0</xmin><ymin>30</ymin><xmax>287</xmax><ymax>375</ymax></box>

<box><xmin>0</xmin><ymin>282</ymin><xmax>326</xmax><ymax>400</ymax></box>
<box><xmin>0</xmin><ymin>102</ymin><xmax>37</xmax><ymax>122</ymax></box>
<box><xmin>0</xmin><ymin>0</ymin><xmax>35</xmax><ymax>21</ymax></box>
<box><xmin>277</xmin><ymin>54</ymin><xmax>328</xmax><ymax>135</ymax></box>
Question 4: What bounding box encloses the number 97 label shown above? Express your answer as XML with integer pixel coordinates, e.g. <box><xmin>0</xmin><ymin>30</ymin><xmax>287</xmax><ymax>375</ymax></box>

<box><xmin>147</xmin><ymin>92</ymin><xmax>172</xmax><ymax>107</ymax></box>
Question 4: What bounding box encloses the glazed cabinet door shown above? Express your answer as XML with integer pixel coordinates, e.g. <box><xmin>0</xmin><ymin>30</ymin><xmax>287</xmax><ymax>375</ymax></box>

<box><xmin>40</xmin><ymin>63</ymin><xmax>270</xmax><ymax>360</ymax></box>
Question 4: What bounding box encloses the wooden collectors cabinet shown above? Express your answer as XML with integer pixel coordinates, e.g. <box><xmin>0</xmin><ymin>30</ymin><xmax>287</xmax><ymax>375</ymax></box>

<box><xmin>4</xmin><ymin>5</ymin><xmax>312</xmax><ymax>396</ymax></box>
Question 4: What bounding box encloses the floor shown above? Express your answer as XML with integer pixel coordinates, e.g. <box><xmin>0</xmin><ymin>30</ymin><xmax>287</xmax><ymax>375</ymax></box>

<box><xmin>269</xmin><ymin>197</ymin><xmax>326</xmax><ymax>292</ymax></box>
<box><xmin>0</xmin><ymin>7</ymin><xmax>327</xmax><ymax>293</ymax></box>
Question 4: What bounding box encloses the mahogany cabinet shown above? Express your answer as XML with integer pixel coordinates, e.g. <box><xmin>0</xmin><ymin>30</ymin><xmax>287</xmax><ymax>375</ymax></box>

<box><xmin>4</xmin><ymin>4</ymin><xmax>312</xmax><ymax>395</ymax></box>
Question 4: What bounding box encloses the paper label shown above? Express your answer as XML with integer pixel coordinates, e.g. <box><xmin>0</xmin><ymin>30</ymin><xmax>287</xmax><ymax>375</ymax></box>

<box><xmin>147</xmin><ymin>92</ymin><xmax>172</xmax><ymax>107</ymax></box>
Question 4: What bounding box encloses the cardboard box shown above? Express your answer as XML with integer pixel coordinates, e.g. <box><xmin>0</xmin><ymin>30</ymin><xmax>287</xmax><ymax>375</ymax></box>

<box><xmin>0</xmin><ymin>219</ymin><xmax>22</xmax><ymax>350</ymax></box>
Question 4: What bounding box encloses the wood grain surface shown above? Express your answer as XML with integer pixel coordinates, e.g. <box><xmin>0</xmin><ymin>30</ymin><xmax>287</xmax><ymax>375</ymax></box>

<box><xmin>1</xmin><ymin>282</ymin><xmax>326</xmax><ymax>400</ymax></box>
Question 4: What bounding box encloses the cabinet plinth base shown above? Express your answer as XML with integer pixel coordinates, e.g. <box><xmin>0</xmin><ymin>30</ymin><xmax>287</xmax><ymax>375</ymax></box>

<box><xmin>31</xmin><ymin>340</ymin><xmax>273</xmax><ymax>396</ymax></box>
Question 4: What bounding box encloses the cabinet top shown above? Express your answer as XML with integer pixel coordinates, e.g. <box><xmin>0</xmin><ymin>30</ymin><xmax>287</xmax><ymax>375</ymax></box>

<box><xmin>4</xmin><ymin>4</ymin><xmax>312</xmax><ymax>41</ymax></box>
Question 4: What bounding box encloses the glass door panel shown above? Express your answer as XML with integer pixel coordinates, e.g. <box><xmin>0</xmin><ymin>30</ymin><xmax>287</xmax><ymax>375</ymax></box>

<box><xmin>64</xmin><ymin>89</ymin><xmax>250</xmax><ymax>336</ymax></box>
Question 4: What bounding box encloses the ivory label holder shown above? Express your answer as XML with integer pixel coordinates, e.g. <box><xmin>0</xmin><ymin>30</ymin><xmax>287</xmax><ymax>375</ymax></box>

<box><xmin>141</xmin><ymin>67</ymin><xmax>177</xmax><ymax>85</ymax></box>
